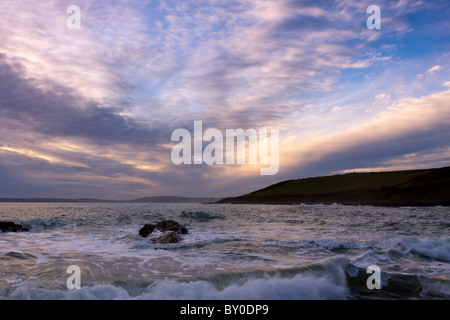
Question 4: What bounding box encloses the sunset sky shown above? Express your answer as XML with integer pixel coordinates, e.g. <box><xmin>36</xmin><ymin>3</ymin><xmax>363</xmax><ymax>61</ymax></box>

<box><xmin>0</xmin><ymin>0</ymin><xmax>449</xmax><ymax>199</ymax></box>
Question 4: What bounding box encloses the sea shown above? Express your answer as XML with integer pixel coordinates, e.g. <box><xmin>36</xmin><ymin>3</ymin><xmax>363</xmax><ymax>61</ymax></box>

<box><xmin>0</xmin><ymin>203</ymin><xmax>448</xmax><ymax>300</ymax></box>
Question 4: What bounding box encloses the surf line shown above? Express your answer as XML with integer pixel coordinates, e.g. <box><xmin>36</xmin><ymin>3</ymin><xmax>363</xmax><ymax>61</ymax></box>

<box><xmin>180</xmin><ymin>304</ymin><xmax>214</xmax><ymax>317</ymax></box>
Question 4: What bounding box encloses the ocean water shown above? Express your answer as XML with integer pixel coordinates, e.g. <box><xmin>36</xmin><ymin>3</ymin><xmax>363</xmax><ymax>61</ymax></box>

<box><xmin>0</xmin><ymin>203</ymin><xmax>448</xmax><ymax>300</ymax></box>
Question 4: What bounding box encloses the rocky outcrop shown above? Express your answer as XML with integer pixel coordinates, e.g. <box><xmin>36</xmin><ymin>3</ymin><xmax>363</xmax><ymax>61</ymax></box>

<box><xmin>154</xmin><ymin>232</ymin><xmax>181</xmax><ymax>244</ymax></box>
<box><xmin>139</xmin><ymin>220</ymin><xmax>188</xmax><ymax>244</ymax></box>
<box><xmin>0</xmin><ymin>221</ymin><xmax>29</xmax><ymax>233</ymax></box>
<box><xmin>155</xmin><ymin>220</ymin><xmax>188</xmax><ymax>235</ymax></box>
<box><xmin>139</xmin><ymin>224</ymin><xmax>155</xmax><ymax>237</ymax></box>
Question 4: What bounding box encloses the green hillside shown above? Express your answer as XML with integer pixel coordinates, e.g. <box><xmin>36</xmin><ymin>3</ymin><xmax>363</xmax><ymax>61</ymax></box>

<box><xmin>218</xmin><ymin>167</ymin><xmax>450</xmax><ymax>206</ymax></box>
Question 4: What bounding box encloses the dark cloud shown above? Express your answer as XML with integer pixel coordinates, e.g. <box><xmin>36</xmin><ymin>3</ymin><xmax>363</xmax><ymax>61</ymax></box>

<box><xmin>277</xmin><ymin>122</ymin><xmax>450</xmax><ymax>184</ymax></box>
<box><xmin>274</xmin><ymin>16</ymin><xmax>334</xmax><ymax>34</ymax></box>
<box><xmin>285</xmin><ymin>0</ymin><xmax>336</xmax><ymax>9</ymax></box>
<box><xmin>0</xmin><ymin>54</ymin><xmax>169</xmax><ymax>147</ymax></box>
<box><xmin>0</xmin><ymin>1</ymin><xmax>448</xmax><ymax>200</ymax></box>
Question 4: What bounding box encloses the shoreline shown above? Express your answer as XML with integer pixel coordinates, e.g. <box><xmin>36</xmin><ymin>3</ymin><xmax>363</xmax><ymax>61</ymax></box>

<box><xmin>216</xmin><ymin>167</ymin><xmax>450</xmax><ymax>207</ymax></box>
<box><xmin>215</xmin><ymin>200</ymin><xmax>450</xmax><ymax>207</ymax></box>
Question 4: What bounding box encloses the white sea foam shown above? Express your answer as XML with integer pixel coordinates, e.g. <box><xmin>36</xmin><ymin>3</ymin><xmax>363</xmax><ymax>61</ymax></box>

<box><xmin>381</xmin><ymin>236</ymin><xmax>450</xmax><ymax>263</ymax></box>
<box><xmin>1</xmin><ymin>272</ymin><xmax>349</xmax><ymax>300</ymax></box>
<box><xmin>263</xmin><ymin>239</ymin><xmax>370</xmax><ymax>252</ymax></box>
<box><xmin>399</xmin><ymin>237</ymin><xmax>450</xmax><ymax>262</ymax></box>
<box><xmin>141</xmin><ymin>274</ymin><xmax>349</xmax><ymax>300</ymax></box>
<box><xmin>1</xmin><ymin>203</ymin><xmax>449</xmax><ymax>300</ymax></box>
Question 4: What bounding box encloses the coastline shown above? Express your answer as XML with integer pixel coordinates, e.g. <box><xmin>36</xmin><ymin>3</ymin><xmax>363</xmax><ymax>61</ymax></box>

<box><xmin>217</xmin><ymin>167</ymin><xmax>450</xmax><ymax>207</ymax></box>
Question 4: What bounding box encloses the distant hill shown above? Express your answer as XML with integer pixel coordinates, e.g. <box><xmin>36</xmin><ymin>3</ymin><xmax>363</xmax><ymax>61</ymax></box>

<box><xmin>0</xmin><ymin>198</ymin><xmax>115</xmax><ymax>203</ymax></box>
<box><xmin>0</xmin><ymin>196</ymin><xmax>220</xmax><ymax>204</ymax></box>
<box><xmin>217</xmin><ymin>167</ymin><xmax>450</xmax><ymax>206</ymax></box>
<box><xmin>128</xmin><ymin>196</ymin><xmax>219</xmax><ymax>204</ymax></box>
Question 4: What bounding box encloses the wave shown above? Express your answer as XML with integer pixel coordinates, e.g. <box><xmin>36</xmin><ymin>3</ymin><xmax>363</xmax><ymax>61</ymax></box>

<box><xmin>180</xmin><ymin>211</ymin><xmax>225</xmax><ymax>221</ymax></box>
<box><xmin>1</xmin><ymin>254</ymin><xmax>448</xmax><ymax>300</ymax></box>
<box><xmin>0</xmin><ymin>252</ymin><xmax>37</xmax><ymax>260</ymax></box>
<box><xmin>420</xmin><ymin>277</ymin><xmax>450</xmax><ymax>297</ymax></box>
<box><xmin>131</xmin><ymin>237</ymin><xmax>243</xmax><ymax>251</ymax></box>
<box><xmin>0</xmin><ymin>257</ymin><xmax>350</xmax><ymax>300</ymax></box>
<box><xmin>138</xmin><ymin>273</ymin><xmax>348</xmax><ymax>300</ymax></box>
<box><xmin>346</xmin><ymin>263</ymin><xmax>450</xmax><ymax>299</ymax></box>
<box><xmin>386</xmin><ymin>237</ymin><xmax>450</xmax><ymax>263</ymax></box>
<box><xmin>263</xmin><ymin>239</ymin><xmax>370</xmax><ymax>253</ymax></box>
<box><xmin>20</xmin><ymin>218</ymin><xmax>68</xmax><ymax>231</ymax></box>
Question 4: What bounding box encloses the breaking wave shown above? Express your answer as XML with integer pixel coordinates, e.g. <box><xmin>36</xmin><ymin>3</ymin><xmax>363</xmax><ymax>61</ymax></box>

<box><xmin>385</xmin><ymin>237</ymin><xmax>450</xmax><ymax>263</ymax></box>
<box><xmin>20</xmin><ymin>218</ymin><xmax>68</xmax><ymax>231</ymax></box>
<box><xmin>0</xmin><ymin>257</ymin><xmax>350</xmax><ymax>300</ymax></box>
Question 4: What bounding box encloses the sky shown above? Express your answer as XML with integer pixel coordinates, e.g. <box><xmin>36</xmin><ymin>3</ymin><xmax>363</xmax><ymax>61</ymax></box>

<box><xmin>0</xmin><ymin>0</ymin><xmax>449</xmax><ymax>199</ymax></box>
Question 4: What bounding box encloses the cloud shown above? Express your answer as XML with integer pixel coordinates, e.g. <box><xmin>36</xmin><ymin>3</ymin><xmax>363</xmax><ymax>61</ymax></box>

<box><xmin>426</xmin><ymin>65</ymin><xmax>442</xmax><ymax>74</ymax></box>
<box><xmin>375</xmin><ymin>93</ymin><xmax>391</xmax><ymax>100</ymax></box>
<box><xmin>0</xmin><ymin>0</ymin><xmax>159</xmax><ymax>105</ymax></box>
<box><xmin>0</xmin><ymin>54</ymin><xmax>168</xmax><ymax>146</ymax></box>
<box><xmin>0</xmin><ymin>0</ymin><xmax>448</xmax><ymax>198</ymax></box>
<box><xmin>130</xmin><ymin>0</ymin><xmax>412</xmax><ymax>130</ymax></box>
<box><xmin>282</xmin><ymin>88</ymin><xmax>450</xmax><ymax>176</ymax></box>
<box><xmin>330</xmin><ymin>106</ymin><xmax>348</xmax><ymax>112</ymax></box>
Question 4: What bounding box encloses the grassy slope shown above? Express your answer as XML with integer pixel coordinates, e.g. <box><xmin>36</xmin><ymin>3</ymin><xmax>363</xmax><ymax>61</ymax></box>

<box><xmin>219</xmin><ymin>167</ymin><xmax>450</xmax><ymax>206</ymax></box>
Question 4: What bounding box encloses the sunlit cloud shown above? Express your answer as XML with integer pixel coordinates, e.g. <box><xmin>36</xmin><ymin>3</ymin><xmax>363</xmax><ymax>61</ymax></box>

<box><xmin>281</xmin><ymin>88</ymin><xmax>450</xmax><ymax>173</ymax></box>
<box><xmin>0</xmin><ymin>0</ymin><xmax>449</xmax><ymax>198</ymax></box>
<box><xmin>426</xmin><ymin>65</ymin><xmax>442</xmax><ymax>74</ymax></box>
<box><xmin>0</xmin><ymin>146</ymin><xmax>88</xmax><ymax>168</ymax></box>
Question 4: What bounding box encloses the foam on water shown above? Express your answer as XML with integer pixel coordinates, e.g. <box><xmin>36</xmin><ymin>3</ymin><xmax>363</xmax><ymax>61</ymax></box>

<box><xmin>0</xmin><ymin>275</ymin><xmax>349</xmax><ymax>300</ymax></box>
<box><xmin>394</xmin><ymin>237</ymin><xmax>450</xmax><ymax>262</ymax></box>
<box><xmin>0</xmin><ymin>258</ymin><xmax>350</xmax><ymax>300</ymax></box>
<box><xmin>0</xmin><ymin>203</ymin><xmax>449</xmax><ymax>299</ymax></box>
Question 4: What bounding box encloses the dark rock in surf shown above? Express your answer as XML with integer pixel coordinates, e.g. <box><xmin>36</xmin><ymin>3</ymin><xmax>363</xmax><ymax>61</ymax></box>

<box><xmin>139</xmin><ymin>220</ymin><xmax>188</xmax><ymax>244</ymax></box>
<box><xmin>155</xmin><ymin>220</ymin><xmax>188</xmax><ymax>235</ymax></box>
<box><xmin>139</xmin><ymin>224</ymin><xmax>155</xmax><ymax>237</ymax></box>
<box><xmin>0</xmin><ymin>221</ymin><xmax>29</xmax><ymax>233</ymax></box>
<box><xmin>153</xmin><ymin>231</ymin><xmax>181</xmax><ymax>244</ymax></box>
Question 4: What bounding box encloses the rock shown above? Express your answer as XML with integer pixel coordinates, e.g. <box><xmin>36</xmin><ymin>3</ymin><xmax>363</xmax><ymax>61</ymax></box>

<box><xmin>179</xmin><ymin>224</ymin><xmax>189</xmax><ymax>235</ymax></box>
<box><xmin>139</xmin><ymin>220</ymin><xmax>188</xmax><ymax>244</ymax></box>
<box><xmin>154</xmin><ymin>232</ymin><xmax>181</xmax><ymax>244</ymax></box>
<box><xmin>0</xmin><ymin>221</ymin><xmax>29</xmax><ymax>233</ymax></box>
<box><xmin>155</xmin><ymin>220</ymin><xmax>188</xmax><ymax>235</ymax></box>
<box><xmin>139</xmin><ymin>224</ymin><xmax>155</xmax><ymax>237</ymax></box>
